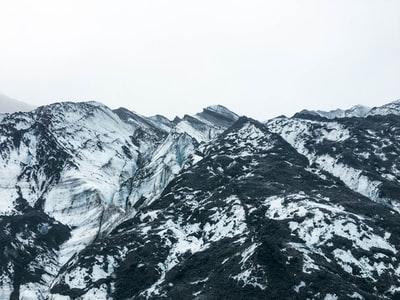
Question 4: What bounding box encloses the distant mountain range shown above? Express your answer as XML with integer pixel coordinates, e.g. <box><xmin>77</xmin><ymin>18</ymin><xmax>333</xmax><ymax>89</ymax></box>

<box><xmin>0</xmin><ymin>98</ymin><xmax>399</xmax><ymax>299</ymax></box>
<box><xmin>297</xmin><ymin>100</ymin><xmax>400</xmax><ymax>119</ymax></box>
<box><xmin>0</xmin><ymin>94</ymin><xmax>35</xmax><ymax>113</ymax></box>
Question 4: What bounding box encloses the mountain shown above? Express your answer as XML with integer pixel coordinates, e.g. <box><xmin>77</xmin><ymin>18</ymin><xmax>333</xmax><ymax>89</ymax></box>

<box><xmin>298</xmin><ymin>104</ymin><xmax>371</xmax><ymax>119</ymax></box>
<box><xmin>0</xmin><ymin>100</ymin><xmax>399</xmax><ymax>299</ymax></box>
<box><xmin>0</xmin><ymin>93</ymin><xmax>35</xmax><ymax>113</ymax></box>
<box><xmin>296</xmin><ymin>99</ymin><xmax>400</xmax><ymax>119</ymax></box>
<box><xmin>367</xmin><ymin>100</ymin><xmax>400</xmax><ymax>117</ymax></box>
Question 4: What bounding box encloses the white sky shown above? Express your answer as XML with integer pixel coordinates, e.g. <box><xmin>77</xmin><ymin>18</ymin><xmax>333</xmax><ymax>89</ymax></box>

<box><xmin>0</xmin><ymin>0</ymin><xmax>399</xmax><ymax>120</ymax></box>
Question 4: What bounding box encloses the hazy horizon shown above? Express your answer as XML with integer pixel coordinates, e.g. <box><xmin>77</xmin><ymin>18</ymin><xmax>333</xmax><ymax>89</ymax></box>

<box><xmin>1</xmin><ymin>0</ymin><xmax>399</xmax><ymax>120</ymax></box>
<box><xmin>2</xmin><ymin>92</ymin><xmax>400</xmax><ymax>121</ymax></box>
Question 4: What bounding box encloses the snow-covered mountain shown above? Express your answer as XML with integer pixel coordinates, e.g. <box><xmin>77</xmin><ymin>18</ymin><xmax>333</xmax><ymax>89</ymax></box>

<box><xmin>367</xmin><ymin>99</ymin><xmax>400</xmax><ymax>117</ymax></box>
<box><xmin>0</xmin><ymin>94</ymin><xmax>35</xmax><ymax>113</ymax></box>
<box><xmin>297</xmin><ymin>99</ymin><xmax>400</xmax><ymax>119</ymax></box>
<box><xmin>298</xmin><ymin>104</ymin><xmax>371</xmax><ymax>119</ymax></box>
<box><xmin>0</xmin><ymin>100</ymin><xmax>399</xmax><ymax>299</ymax></box>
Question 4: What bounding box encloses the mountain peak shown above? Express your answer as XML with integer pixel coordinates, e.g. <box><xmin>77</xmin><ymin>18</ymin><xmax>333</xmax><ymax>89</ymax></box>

<box><xmin>195</xmin><ymin>104</ymin><xmax>239</xmax><ymax>128</ymax></box>
<box><xmin>367</xmin><ymin>99</ymin><xmax>400</xmax><ymax>116</ymax></box>
<box><xmin>293</xmin><ymin>100</ymin><xmax>400</xmax><ymax>120</ymax></box>
<box><xmin>2</xmin><ymin>99</ymin><xmax>400</xmax><ymax>299</ymax></box>
<box><xmin>296</xmin><ymin>104</ymin><xmax>371</xmax><ymax>119</ymax></box>
<box><xmin>204</xmin><ymin>104</ymin><xmax>236</xmax><ymax>114</ymax></box>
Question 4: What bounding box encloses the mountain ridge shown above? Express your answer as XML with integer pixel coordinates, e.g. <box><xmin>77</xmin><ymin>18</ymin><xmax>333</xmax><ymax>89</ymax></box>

<box><xmin>0</xmin><ymin>99</ymin><xmax>400</xmax><ymax>299</ymax></box>
<box><xmin>296</xmin><ymin>99</ymin><xmax>400</xmax><ymax>119</ymax></box>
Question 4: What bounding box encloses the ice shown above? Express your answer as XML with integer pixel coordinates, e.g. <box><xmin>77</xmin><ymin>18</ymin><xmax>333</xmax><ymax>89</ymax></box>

<box><xmin>80</xmin><ymin>284</ymin><xmax>110</xmax><ymax>300</ymax></box>
<box><xmin>324</xmin><ymin>294</ymin><xmax>338</xmax><ymax>300</ymax></box>
<box><xmin>231</xmin><ymin>268</ymin><xmax>267</xmax><ymax>290</ymax></box>
<box><xmin>293</xmin><ymin>281</ymin><xmax>306</xmax><ymax>293</ymax></box>
<box><xmin>175</xmin><ymin>120</ymin><xmax>211</xmax><ymax>143</ymax></box>
<box><xmin>314</xmin><ymin>154</ymin><xmax>382</xmax><ymax>202</ymax></box>
<box><xmin>267</xmin><ymin>116</ymin><xmax>395</xmax><ymax>210</ymax></box>
<box><xmin>0</xmin><ymin>274</ymin><xmax>13</xmax><ymax>300</ymax></box>
<box><xmin>49</xmin><ymin>295</ymin><xmax>71</xmax><ymax>300</ymax></box>
<box><xmin>240</xmin><ymin>243</ymin><xmax>260</xmax><ymax>265</ymax></box>
<box><xmin>127</xmin><ymin>132</ymin><xmax>197</xmax><ymax>208</ymax></box>
<box><xmin>19</xmin><ymin>283</ymin><xmax>44</xmax><ymax>300</ymax></box>
<box><xmin>348</xmin><ymin>292</ymin><xmax>364</xmax><ymax>299</ymax></box>
<box><xmin>367</xmin><ymin>99</ymin><xmax>400</xmax><ymax>116</ymax></box>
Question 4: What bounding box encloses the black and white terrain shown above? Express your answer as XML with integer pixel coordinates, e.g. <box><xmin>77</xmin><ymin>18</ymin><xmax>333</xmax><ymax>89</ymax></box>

<box><xmin>1</xmin><ymin>99</ymin><xmax>400</xmax><ymax>299</ymax></box>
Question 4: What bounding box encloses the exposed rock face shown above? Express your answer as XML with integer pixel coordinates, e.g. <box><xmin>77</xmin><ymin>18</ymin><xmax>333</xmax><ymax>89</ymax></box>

<box><xmin>0</xmin><ymin>100</ymin><xmax>399</xmax><ymax>299</ymax></box>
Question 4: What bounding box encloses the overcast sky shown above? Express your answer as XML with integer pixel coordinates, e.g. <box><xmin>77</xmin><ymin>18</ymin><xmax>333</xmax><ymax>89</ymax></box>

<box><xmin>0</xmin><ymin>0</ymin><xmax>399</xmax><ymax>120</ymax></box>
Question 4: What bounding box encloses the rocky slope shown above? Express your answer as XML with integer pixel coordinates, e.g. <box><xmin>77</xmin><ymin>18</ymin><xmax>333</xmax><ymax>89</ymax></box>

<box><xmin>0</xmin><ymin>100</ymin><xmax>399</xmax><ymax>299</ymax></box>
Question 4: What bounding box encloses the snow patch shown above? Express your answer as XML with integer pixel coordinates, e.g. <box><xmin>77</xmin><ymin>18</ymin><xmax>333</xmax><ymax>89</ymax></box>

<box><xmin>293</xmin><ymin>281</ymin><xmax>306</xmax><ymax>293</ymax></box>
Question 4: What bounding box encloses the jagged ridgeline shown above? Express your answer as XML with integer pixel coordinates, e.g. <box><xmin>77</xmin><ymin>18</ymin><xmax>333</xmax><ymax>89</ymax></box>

<box><xmin>0</xmin><ymin>100</ymin><xmax>399</xmax><ymax>299</ymax></box>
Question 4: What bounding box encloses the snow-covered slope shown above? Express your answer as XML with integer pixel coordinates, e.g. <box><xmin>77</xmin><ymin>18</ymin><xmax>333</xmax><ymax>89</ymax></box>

<box><xmin>297</xmin><ymin>99</ymin><xmax>400</xmax><ymax>120</ymax></box>
<box><xmin>1</xmin><ymin>99</ymin><xmax>400</xmax><ymax>299</ymax></box>
<box><xmin>50</xmin><ymin>117</ymin><xmax>400</xmax><ymax>299</ymax></box>
<box><xmin>267</xmin><ymin>114</ymin><xmax>400</xmax><ymax>213</ymax></box>
<box><xmin>367</xmin><ymin>99</ymin><xmax>400</xmax><ymax>117</ymax></box>
<box><xmin>0</xmin><ymin>101</ymin><xmax>238</xmax><ymax>299</ymax></box>
<box><xmin>298</xmin><ymin>104</ymin><xmax>371</xmax><ymax>119</ymax></box>
<box><xmin>116</xmin><ymin>104</ymin><xmax>239</xmax><ymax>212</ymax></box>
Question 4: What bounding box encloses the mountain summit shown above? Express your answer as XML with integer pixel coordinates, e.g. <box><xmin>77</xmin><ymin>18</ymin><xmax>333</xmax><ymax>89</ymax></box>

<box><xmin>0</xmin><ymin>100</ymin><xmax>399</xmax><ymax>299</ymax></box>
